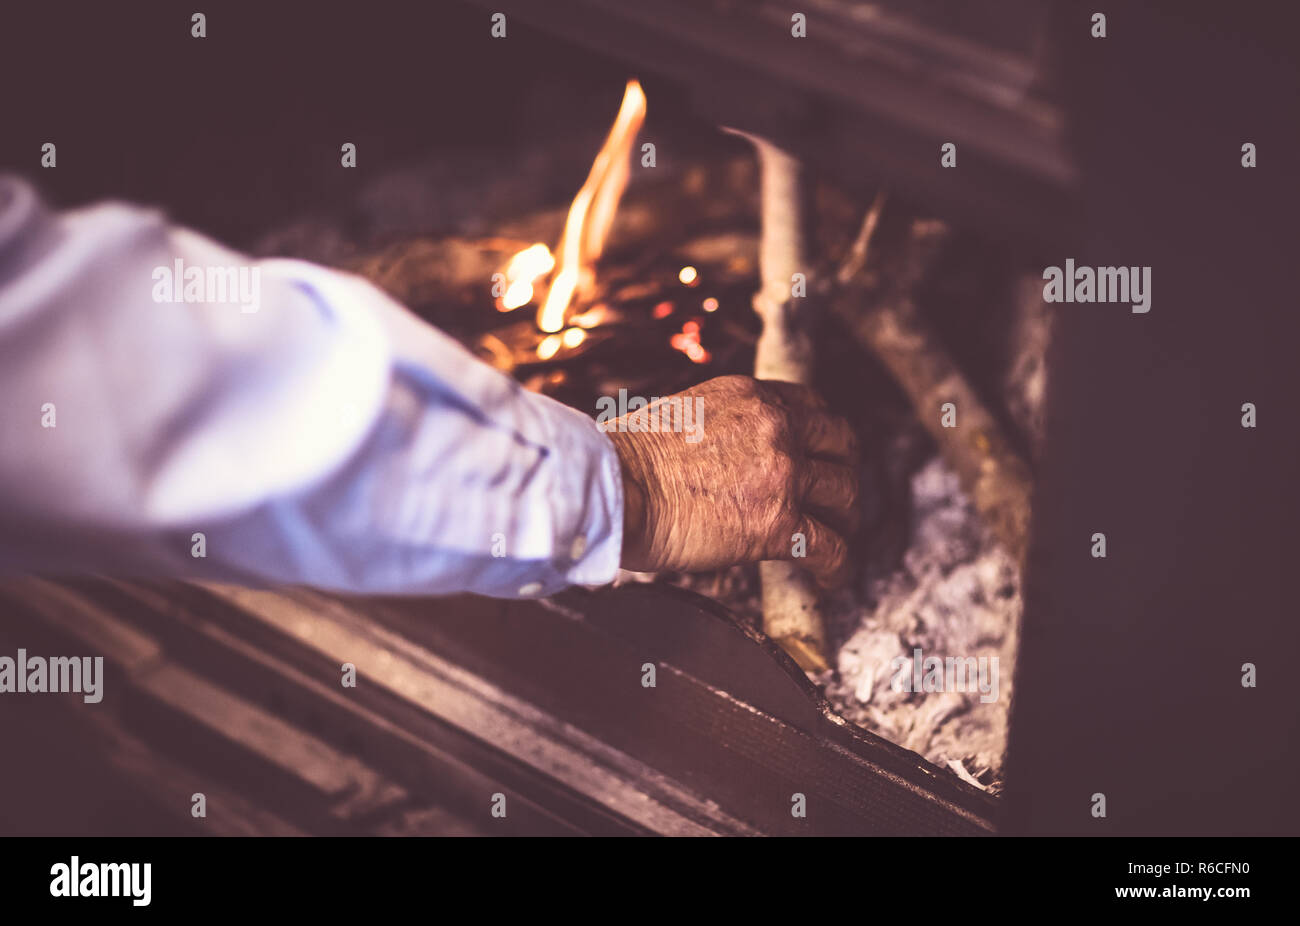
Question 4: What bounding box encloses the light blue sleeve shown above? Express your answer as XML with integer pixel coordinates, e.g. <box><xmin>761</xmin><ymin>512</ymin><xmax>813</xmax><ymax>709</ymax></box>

<box><xmin>0</xmin><ymin>176</ymin><xmax>624</xmax><ymax>597</ymax></box>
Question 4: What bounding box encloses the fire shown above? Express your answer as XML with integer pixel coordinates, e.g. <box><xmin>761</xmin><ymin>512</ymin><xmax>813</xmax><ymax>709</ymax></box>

<box><xmin>497</xmin><ymin>80</ymin><xmax>647</xmax><ymax>350</ymax></box>
<box><xmin>499</xmin><ymin>243</ymin><xmax>555</xmax><ymax>311</ymax></box>
<box><xmin>540</xmin><ymin>78</ymin><xmax>647</xmax><ymax>333</ymax></box>
<box><xmin>536</xmin><ymin>333</ymin><xmax>562</xmax><ymax>361</ymax></box>
<box><xmin>536</xmin><ymin>328</ymin><xmax>586</xmax><ymax>362</ymax></box>
<box><xmin>568</xmin><ymin>304</ymin><xmax>608</xmax><ymax>328</ymax></box>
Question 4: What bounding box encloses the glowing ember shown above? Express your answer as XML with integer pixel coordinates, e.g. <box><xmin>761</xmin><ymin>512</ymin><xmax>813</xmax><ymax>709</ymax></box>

<box><xmin>678</xmin><ymin>266</ymin><xmax>698</xmax><ymax>286</ymax></box>
<box><xmin>569</xmin><ymin>304</ymin><xmax>608</xmax><ymax>328</ymax></box>
<box><xmin>652</xmin><ymin>301</ymin><xmax>673</xmax><ymax>319</ymax></box>
<box><xmin>670</xmin><ymin>319</ymin><xmax>711</xmax><ymax>364</ymax></box>
<box><xmin>702</xmin><ymin>297</ymin><xmax>719</xmax><ymax>312</ymax></box>
<box><xmin>536</xmin><ymin>333</ymin><xmax>563</xmax><ymax>361</ymax></box>
<box><xmin>499</xmin><ymin>243</ymin><xmax>556</xmax><ymax>311</ymax></box>
<box><xmin>537</xmin><ymin>79</ymin><xmax>647</xmax><ymax>333</ymax></box>
<box><xmin>561</xmin><ymin>327</ymin><xmax>586</xmax><ymax>349</ymax></box>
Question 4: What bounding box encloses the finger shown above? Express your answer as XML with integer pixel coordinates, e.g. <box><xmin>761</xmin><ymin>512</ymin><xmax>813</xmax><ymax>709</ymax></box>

<box><xmin>812</xmin><ymin>497</ymin><xmax>862</xmax><ymax>540</ymax></box>
<box><xmin>760</xmin><ymin>380</ymin><xmax>858</xmax><ymax>462</ymax></box>
<box><xmin>771</xmin><ymin>515</ymin><xmax>851</xmax><ymax>589</ymax></box>
<box><xmin>800</xmin><ymin>411</ymin><xmax>859</xmax><ymax>463</ymax></box>
<box><xmin>799</xmin><ymin>459</ymin><xmax>858</xmax><ymax>514</ymax></box>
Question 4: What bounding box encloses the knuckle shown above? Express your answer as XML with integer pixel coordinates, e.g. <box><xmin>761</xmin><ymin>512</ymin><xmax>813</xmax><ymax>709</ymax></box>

<box><xmin>720</xmin><ymin>374</ymin><xmax>758</xmax><ymax>397</ymax></box>
<box><xmin>815</xmin><ymin>522</ymin><xmax>845</xmax><ymax>559</ymax></box>
<box><xmin>769</xmin><ymin>451</ymin><xmax>797</xmax><ymax>490</ymax></box>
<box><xmin>753</xmin><ymin>406</ymin><xmax>787</xmax><ymax>447</ymax></box>
<box><xmin>759</xmin><ymin>508</ymin><xmax>797</xmax><ymax>556</ymax></box>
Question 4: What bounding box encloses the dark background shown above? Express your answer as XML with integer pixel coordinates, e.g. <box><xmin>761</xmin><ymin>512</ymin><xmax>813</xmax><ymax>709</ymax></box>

<box><xmin>0</xmin><ymin>1</ymin><xmax>665</xmax><ymax>246</ymax></box>
<box><xmin>1006</xmin><ymin>2</ymin><xmax>1300</xmax><ymax>835</ymax></box>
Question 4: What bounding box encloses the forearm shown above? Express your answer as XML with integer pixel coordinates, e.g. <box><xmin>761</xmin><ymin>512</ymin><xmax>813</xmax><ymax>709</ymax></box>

<box><xmin>195</xmin><ymin>322</ymin><xmax>628</xmax><ymax>597</ymax></box>
<box><xmin>0</xmin><ymin>176</ymin><xmax>625</xmax><ymax>596</ymax></box>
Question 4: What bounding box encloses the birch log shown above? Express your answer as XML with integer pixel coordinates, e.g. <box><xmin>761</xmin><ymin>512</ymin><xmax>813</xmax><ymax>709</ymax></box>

<box><xmin>740</xmin><ymin>134</ymin><xmax>829</xmax><ymax>672</ymax></box>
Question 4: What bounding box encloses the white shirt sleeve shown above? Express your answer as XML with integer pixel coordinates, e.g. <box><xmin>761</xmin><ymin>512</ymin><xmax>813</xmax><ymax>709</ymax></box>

<box><xmin>0</xmin><ymin>175</ymin><xmax>624</xmax><ymax>597</ymax></box>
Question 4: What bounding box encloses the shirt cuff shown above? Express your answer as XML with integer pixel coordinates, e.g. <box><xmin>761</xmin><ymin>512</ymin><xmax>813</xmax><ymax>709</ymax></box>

<box><xmin>542</xmin><ymin>403</ymin><xmax>625</xmax><ymax>593</ymax></box>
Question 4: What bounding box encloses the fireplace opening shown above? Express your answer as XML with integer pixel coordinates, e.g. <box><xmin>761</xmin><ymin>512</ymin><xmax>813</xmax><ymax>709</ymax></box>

<box><xmin>252</xmin><ymin>71</ymin><xmax>1052</xmax><ymax>797</ymax></box>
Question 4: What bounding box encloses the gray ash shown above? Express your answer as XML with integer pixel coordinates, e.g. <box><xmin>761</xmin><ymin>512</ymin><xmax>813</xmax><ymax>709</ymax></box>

<box><xmin>820</xmin><ymin>457</ymin><xmax>1020</xmax><ymax>792</ymax></box>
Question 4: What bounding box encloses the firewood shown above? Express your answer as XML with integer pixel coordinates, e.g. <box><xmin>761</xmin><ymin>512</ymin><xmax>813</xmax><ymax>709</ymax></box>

<box><xmin>832</xmin><ymin>215</ymin><xmax>1033</xmax><ymax>563</ymax></box>
<box><xmin>737</xmin><ymin>131</ymin><xmax>829</xmax><ymax>673</ymax></box>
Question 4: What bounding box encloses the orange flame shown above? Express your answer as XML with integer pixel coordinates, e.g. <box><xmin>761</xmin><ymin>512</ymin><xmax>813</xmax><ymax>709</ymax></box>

<box><xmin>537</xmin><ymin>79</ymin><xmax>647</xmax><ymax>334</ymax></box>
<box><xmin>495</xmin><ymin>80</ymin><xmax>646</xmax><ymax>357</ymax></box>
<box><xmin>500</xmin><ymin>243</ymin><xmax>555</xmax><ymax>311</ymax></box>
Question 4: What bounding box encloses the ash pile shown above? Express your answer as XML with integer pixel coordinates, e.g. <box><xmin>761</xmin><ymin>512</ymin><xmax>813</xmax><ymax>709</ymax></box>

<box><xmin>822</xmin><ymin>459</ymin><xmax>1020</xmax><ymax>793</ymax></box>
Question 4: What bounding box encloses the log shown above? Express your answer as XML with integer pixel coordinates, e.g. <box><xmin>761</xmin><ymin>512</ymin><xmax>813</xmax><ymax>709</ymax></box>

<box><xmin>737</xmin><ymin>132</ymin><xmax>829</xmax><ymax>673</ymax></box>
<box><xmin>832</xmin><ymin>216</ymin><xmax>1033</xmax><ymax>563</ymax></box>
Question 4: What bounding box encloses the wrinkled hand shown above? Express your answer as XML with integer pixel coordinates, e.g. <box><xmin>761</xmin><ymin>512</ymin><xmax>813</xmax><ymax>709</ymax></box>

<box><xmin>607</xmin><ymin>375</ymin><xmax>860</xmax><ymax>588</ymax></box>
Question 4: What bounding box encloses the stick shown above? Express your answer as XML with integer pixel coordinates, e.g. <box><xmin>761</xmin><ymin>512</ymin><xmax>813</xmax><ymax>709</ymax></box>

<box><xmin>833</xmin><ymin>216</ymin><xmax>1033</xmax><ymax>563</ymax></box>
<box><xmin>735</xmin><ymin>131</ymin><xmax>830</xmax><ymax>673</ymax></box>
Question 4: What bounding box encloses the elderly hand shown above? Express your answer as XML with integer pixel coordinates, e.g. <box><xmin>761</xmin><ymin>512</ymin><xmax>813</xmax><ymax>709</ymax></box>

<box><xmin>607</xmin><ymin>375</ymin><xmax>860</xmax><ymax>588</ymax></box>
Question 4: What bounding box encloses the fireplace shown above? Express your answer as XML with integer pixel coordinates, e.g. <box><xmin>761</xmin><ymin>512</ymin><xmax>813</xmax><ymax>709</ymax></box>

<box><xmin>1</xmin><ymin>0</ymin><xmax>1071</xmax><ymax>835</ymax></box>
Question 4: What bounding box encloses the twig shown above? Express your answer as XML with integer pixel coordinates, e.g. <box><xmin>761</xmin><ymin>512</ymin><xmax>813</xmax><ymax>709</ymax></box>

<box><xmin>835</xmin><ymin>189</ymin><xmax>889</xmax><ymax>287</ymax></box>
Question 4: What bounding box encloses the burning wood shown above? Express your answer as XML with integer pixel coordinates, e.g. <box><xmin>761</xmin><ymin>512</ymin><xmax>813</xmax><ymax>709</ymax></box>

<box><xmin>493</xmin><ymin>79</ymin><xmax>647</xmax><ymax>338</ymax></box>
<box><xmin>499</xmin><ymin>243</ymin><xmax>555</xmax><ymax>311</ymax></box>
